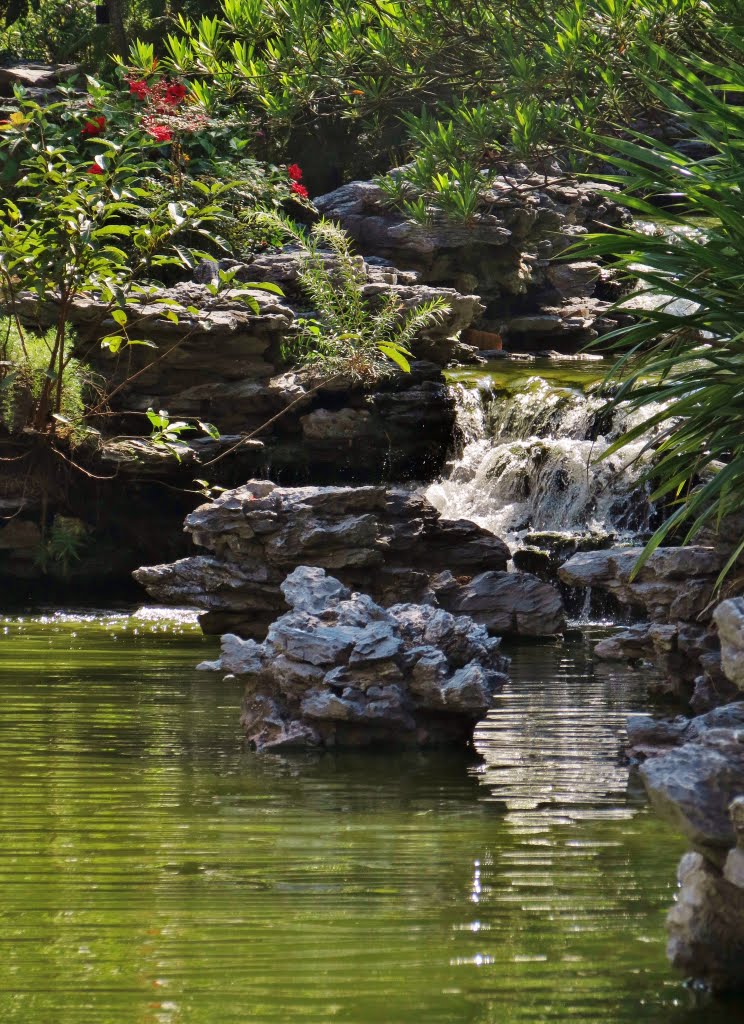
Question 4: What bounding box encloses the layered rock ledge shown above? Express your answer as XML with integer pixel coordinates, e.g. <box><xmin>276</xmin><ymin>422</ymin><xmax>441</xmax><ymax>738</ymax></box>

<box><xmin>134</xmin><ymin>480</ymin><xmax>565</xmax><ymax>639</ymax></box>
<box><xmin>625</xmin><ymin>597</ymin><xmax>744</xmax><ymax>992</ymax></box>
<box><xmin>559</xmin><ymin>546</ymin><xmax>734</xmax><ymax>708</ymax></box>
<box><xmin>315</xmin><ymin>173</ymin><xmax>630</xmax><ymax>351</ymax></box>
<box><xmin>198</xmin><ymin>566</ymin><xmax>510</xmax><ymax>751</ymax></box>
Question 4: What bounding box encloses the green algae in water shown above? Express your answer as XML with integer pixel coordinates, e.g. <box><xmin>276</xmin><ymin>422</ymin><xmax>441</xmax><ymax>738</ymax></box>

<box><xmin>0</xmin><ymin>611</ymin><xmax>742</xmax><ymax>1024</ymax></box>
<box><xmin>445</xmin><ymin>357</ymin><xmax>613</xmax><ymax>394</ymax></box>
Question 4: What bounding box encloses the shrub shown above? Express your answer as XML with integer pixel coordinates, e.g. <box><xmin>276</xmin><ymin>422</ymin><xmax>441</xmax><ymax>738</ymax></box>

<box><xmin>261</xmin><ymin>213</ymin><xmax>450</xmax><ymax>382</ymax></box>
<box><xmin>577</xmin><ymin>40</ymin><xmax>744</xmax><ymax>585</ymax></box>
<box><xmin>0</xmin><ymin>321</ymin><xmax>96</xmax><ymax>443</ymax></box>
<box><xmin>124</xmin><ymin>0</ymin><xmax>720</xmax><ymax>220</ymax></box>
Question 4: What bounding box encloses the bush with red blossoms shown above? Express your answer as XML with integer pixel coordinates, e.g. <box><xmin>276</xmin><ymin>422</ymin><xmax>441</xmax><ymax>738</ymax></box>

<box><xmin>287</xmin><ymin>163</ymin><xmax>303</xmax><ymax>182</ymax></box>
<box><xmin>144</xmin><ymin>122</ymin><xmax>173</xmax><ymax>143</ymax></box>
<box><xmin>129</xmin><ymin>79</ymin><xmax>149</xmax><ymax>100</ymax></box>
<box><xmin>82</xmin><ymin>116</ymin><xmax>106</xmax><ymax>137</ymax></box>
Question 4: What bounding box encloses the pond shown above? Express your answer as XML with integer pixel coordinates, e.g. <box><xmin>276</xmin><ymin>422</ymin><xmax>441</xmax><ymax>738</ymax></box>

<box><xmin>0</xmin><ymin>609</ymin><xmax>741</xmax><ymax>1024</ymax></box>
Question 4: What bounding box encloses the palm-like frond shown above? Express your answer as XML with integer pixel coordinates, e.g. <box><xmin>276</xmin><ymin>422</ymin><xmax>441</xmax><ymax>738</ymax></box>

<box><xmin>576</xmin><ymin>39</ymin><xmax>744</xmax><ymax>586</ymax></box>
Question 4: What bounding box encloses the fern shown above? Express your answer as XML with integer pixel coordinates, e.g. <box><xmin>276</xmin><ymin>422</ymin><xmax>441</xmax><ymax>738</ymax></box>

<box><xmin>257</xmin><ymin>212</ymin><xmax>450</xmax><ymax>381</ymax></box>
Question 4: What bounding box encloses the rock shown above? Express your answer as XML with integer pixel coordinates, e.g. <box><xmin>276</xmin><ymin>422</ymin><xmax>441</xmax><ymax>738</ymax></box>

<box><xmin>640</xmin><ymin>736</ymin><xmax>744</xmax><ymax>849</ymax></box>
<box><xmin>10</xmin><ymin>245</ymin><xmax>481</xmax><ymax>485</ymax></box>
<box><xmin>714</xmin><ymin>598</ymin><xmax>744</xmax><ymax>692</ymax></box>
<box><xmin>209</xmin><ymin>566</ymin><xmax>510</xmax><ymax>750</ymax></box>
<box><xmin>280</xmin><ymin>565</ymin><xmax>350</xmax><ymax>614</ymax></box>
<box><xmin>0</xmin><ymin>518</ymin><xmax>42</xmax><ymax>553</ymax></box>
<box><xmin>134</xmin><ymin>481</ymin><xmax>566</xmax><ymax>642</ymax></box>
<box><xmin>0</xmin><ymin>62</ymin><xmax>80</xmax><ymax>94</ymax></box>
<box><xmin>559</xmin><ymin>545</ymin><xmax>726</xmax><ymax>622</ymax></box>
<box><xmin>315</xmin><ymin>176</ymin><xmax>628</xmax><ymax>350</ymax></box>
<box><xmin>348</xmin><ymin>621</ymin><xmax>403</xmax><ymax>664</ymax></box>
<box><xmin>441</xmin><ymin>570</ymin><xmax>565</xmax><ymax>635</ymax></box>
<box><xmin>546</xmin><ymin>261</ymin><xmax>602</xmax><ymax>298</ymax></box>
<box><xmin>667</xmin><ymin>849</ymin><xmax>744</xmax><ymax>992</ymax></box>
<box><xmin>626</xmin><ymin>713</ymin><xmax>690</xmax><ymax>752</ymax></box>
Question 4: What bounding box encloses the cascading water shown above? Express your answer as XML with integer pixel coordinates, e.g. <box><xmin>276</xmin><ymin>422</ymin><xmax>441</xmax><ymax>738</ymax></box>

<box><xmin>425</xmin><ymin>365</ymin><xmax>662</xmax><ymax>548</ymax></box>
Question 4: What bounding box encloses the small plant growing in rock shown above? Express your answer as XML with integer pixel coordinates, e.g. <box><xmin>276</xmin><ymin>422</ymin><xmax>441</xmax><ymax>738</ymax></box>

<box><xmin>259</xmin><ymin>213</ymin><xmax>450</xmax><ymax>382</ymax></box>
<box><xmin>34</xmin><ymin>515</ymin><xmax>89</xmax><ymax>577</ymax></box>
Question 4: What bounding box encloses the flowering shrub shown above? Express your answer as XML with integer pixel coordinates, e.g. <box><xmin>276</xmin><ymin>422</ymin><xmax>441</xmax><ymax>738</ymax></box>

<box><xmin>81</xmin><ymin>116</ymin><xmax>107</xmax><ymax>137</ymax></box>
<box><xmin>0</xmin><ymin>89</ymin><xmax>286</xmax><ymax>448</ymax></box>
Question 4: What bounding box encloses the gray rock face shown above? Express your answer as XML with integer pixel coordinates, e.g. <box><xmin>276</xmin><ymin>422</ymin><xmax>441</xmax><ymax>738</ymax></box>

<box><xmin>201</xmin><ymin>566</ymin><xmax>509</xmax><ymax>751</ymax></box>
<box><xmin>714</xmin><ymin>599</ymin><xmax>744</xmax><ymax>692</ymax></box>
<box><xmin>443</xmin><ymin>570</ymin><xmax>565</xmax><ymax>635</ymax></box>
<box><xmin>315</xmin><ymin>175</ymin><xmax>629</xmax><ymax>352</ymax></box>
<box><xmin>640</xmin><ymin>736</ymin><xmax>744</xmax><ymax>849</ymax></box>
<box><xmin>0</xmin><ymin>62</ymin><xmax>80</xmax><ymax>94</ymax></box>
<box><xmin>561</xmin><ymin>546</ymin><xmax>733</xmax><ymax>702</ymax></box>
<box><xmin>559</xmin><ymin>546</ymin><xmax>726</xmax><ymax>622</ymax></box>
<box><xmin>135</xmin><ymin>480</ymin><xmax>564</xmax><ymax>640</ymax></box>
<box><xmin>628</xmin><ymin>701</ymin><xmax>744</xmax><ymax>990</ymax></box>
<box><xmin>11</xmin><ymin>251</ymin><xmax>480</xmax><ymax>485</ymax></box>
<box><xmin>667</xmin><ymin>825</ymin><xmax>744</xmax><ymax>992</ymax></box>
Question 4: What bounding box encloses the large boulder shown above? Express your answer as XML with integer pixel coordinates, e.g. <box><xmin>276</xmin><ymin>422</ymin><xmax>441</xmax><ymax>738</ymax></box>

<box><xmin>632</xmin><ymin>707</ymin><xmax>744</xmax><ymax>990</ymax></box>
<box><xmin>11</xmin><ymin>251</ymin><xmax>482</xmax><ymax>486</ymax></box>
<box><xmin>714</xmin><ymin>598</ymin><xmax>744</xmax><ymax>692</ymax></box>
<box><xmin>315</xmin><ymin>173</ymin><xmax>629</xmax><ymax>352</ymax></box>
<box><xmin>134</xmin><ymin>481</ymin><xmax>565</xmax><ymax>641</ymax></box>
<box><xmin>666</xmin><ymin>801</ymin><xmax>744</xmax><ymax>993</ymax></box>
<box><xmin>199</xmin><ymin>566</ymin><xmax>509</xmax><ymax>751</ymax></box>
<box><xmin>639</xmin><ymin>733</ymin><xmax>744</xmax><ymax>850</ymax></box>
<box><xmin>559</xmin><ymin>546</ymin><xmax>726</xmax><ymax>623</ymax></box>
<box><xmin>436</xmin><ymin>569</ymin><xmax>565</xmax><ymax>635</ymax></box>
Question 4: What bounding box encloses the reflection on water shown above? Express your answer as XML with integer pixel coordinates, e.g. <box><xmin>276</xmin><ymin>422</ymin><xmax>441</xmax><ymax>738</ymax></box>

<box><xmin>0</xmin><ymin>611</ymin><xmax>740</xmax><ymax>1023</ymax></box>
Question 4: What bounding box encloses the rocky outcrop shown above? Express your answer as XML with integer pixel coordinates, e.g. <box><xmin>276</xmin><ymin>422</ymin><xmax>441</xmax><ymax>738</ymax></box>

<box><xmin>558</xmin><ymin>546</ymin><xmax>725</xmax><ymax>622</ymax></box>
<box><xmin>198</xmin><ymin>565</ymin><xmax>509</xmax><ymax>751</ymax></box>
<box><xmin>714</xmin><ymin>599</ymin><xmax>744</xmax><ymax>693</ymax></box>
<box><xmin>560</xmin><ymin>546</ymin><xmax>731</xmax><ymax>706</ymax></box>
<box><xmin>315</xmin><ymin>172</ymin><xmax>630</xmax><ymax>351</ymax></box>
<box><xmin>0</xmin><ymin>61</ymin><xmax>80</xmax><ymax>97</ymax></box>
<box><xmin>667</xmin><ymin>842</ymin><xmax>744</xmax><ymax>993</ymax></box>
<box><xmin>134</xmin><ymin>480</ymin><xmax>564</xmax><ymax>639</ymax></box>
<box><xmin>627</xmin><ymin>604</ymin><xmax>744</xmax><ymax>992</ymax></box>
<box><xmin>11</xmin><ymin>260</ymin><xmax>482</xmax><ymax>485</ymax></box>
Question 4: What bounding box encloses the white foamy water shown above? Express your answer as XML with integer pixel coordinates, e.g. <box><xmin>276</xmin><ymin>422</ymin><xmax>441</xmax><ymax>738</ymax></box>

<box><xmin>425</xmin><ymin>375</ymin><xmax>662</xmax><ymax>545</ymax></box>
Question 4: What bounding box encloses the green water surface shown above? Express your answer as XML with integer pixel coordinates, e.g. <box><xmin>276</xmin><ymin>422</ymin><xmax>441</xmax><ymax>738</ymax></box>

<box><xmin>445</xmin><ymin>356</ymin><xmax>612</xmax><ymax>394</ymax></box>
<box><xmin>0</xmin><ymin>610</ymin><xmax>741</xmax><ymax>1024</ymax></box>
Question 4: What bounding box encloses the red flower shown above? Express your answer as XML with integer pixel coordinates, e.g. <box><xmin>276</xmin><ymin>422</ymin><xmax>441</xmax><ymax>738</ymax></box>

<box><xmin>165</xmin><ymin>82</ymin><xmax>188</xmax><ymax>106</ymax></box>
<box><xmin>291</xmin><ymin>182</ymin><xmax>309</xmax><ymax>199</ymax></box>
<box><xmin>287</xmin><ymin>163</ymin><xmax>303</xmax><ymax>182</ymax></box>
<box><xmin>87</xmin><ymin>163</ymin><xmax>104</xmax><ymax>175</ymax></box>
<box><xmin>129</xmin><ymin>79</ymin><xmax>149</xmax><ymax>100</ymax></box>
<box><xmin>82</xmin><ymin>115</ymin><xmax>106</xmax><ymax>137</ymax></box>
<box><xmin>148</xmin><ymin>124</ymin><xmax>172</xmax><ymax>142</ymax></box>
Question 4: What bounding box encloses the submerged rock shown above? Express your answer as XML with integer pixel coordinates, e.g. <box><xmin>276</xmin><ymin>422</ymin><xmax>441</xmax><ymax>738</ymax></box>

<box><xmin>200</xmin><ymin>566</ymin><xmax>510</xmax><ymax>751</ymax></box>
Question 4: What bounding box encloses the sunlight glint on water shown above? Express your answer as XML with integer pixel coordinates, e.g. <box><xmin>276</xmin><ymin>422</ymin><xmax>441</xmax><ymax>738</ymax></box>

<box><xmin>1</xmin><ymin>609</ymin><xmax>740</xmax><ymax>1022</ymax></box>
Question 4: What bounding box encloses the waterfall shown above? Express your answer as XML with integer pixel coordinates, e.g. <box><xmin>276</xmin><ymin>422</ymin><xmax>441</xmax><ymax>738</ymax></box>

<box><xmin>425</xmin><ymin>372</ymin><xmax>662</xmax><ymax>546</ymax></box>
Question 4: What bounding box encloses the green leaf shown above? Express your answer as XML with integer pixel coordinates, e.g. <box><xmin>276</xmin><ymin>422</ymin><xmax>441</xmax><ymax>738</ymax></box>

<box><xmin>101</xmin><ymin>334</ymin><xmax>124</xmax><ymax>353</ymax></box>
<box><xmin>198</xmin><ymin>421</ymin><xmax>220</xmax><ymax>440</ymax></box>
